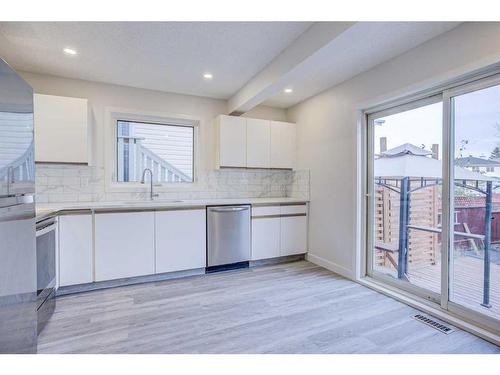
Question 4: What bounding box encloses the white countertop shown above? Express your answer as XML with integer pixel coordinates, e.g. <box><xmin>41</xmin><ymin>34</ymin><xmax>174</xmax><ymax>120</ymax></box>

<box><xmin>36</xmin><ymin>197</ymin><xmax>308</xmax><ymax>221</ymax></box>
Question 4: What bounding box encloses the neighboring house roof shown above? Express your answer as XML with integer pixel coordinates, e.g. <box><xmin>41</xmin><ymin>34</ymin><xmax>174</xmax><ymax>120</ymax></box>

<box><xmin>381</xmin><ymin>143</ymin><xmax>432</xmax><ymax>157</ymax></box>
<box><xmin>375</xmin><ymin>143</ymin><xmax>494</xmax><ymax>181</ymax></box>
<box><xmin>455</xmin><ymin>156</ymin><xmax>500</xmax><ymax>168</ymax></box>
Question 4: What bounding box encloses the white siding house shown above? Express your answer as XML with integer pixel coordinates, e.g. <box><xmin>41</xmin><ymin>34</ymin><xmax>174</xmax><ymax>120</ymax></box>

<box><xmin>130</xmin><ymin>122</ymin><xmax>193</xmax><ymax>178</ymax></box>
<box><xmin>0</xmin><ymin>111</ymin><xmax>34</xmax><ymax>182</ymax></box>
<box><xmin>116</xmin><ymin>120</ymin><xmax>193</xmax><ymax>183</ymax></box>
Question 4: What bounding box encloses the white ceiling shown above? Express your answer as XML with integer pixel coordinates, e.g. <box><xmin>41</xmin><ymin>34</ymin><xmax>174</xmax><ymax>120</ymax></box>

<box><xmin>263</xmin><ymin>22</ymin><xmax>461</xmax><ymax>108</ymax></box>
<box><xmin>0</xmin><ymin>22</ymin><xmax>460</xmax><ymax>110</ymax></box>
<box><xmin>0</xmin><ymin>22</ymin><xmax>312</xmax><ymax>99</ymax></box>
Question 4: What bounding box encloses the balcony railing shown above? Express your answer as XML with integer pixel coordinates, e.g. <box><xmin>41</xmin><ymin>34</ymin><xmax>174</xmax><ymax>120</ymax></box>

<box><xmin>117</xmin><ymin>135</ymin><xmax>191</xmax><ymax>183</ymax></box>
<box><xmin>375</xmin><ymin>176</ymin><xmax>497</xmax><ymax>313</ymax></box>
<box><xmin>0</xmin><ymin>142</ymin><xmax>35</xmax><ymax>184</ymax></box>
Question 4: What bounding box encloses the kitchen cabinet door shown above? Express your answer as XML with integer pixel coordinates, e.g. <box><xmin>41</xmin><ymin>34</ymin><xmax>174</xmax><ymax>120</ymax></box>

<box><xmin>251</xmin><ymin>217</ymin><xmax>280</xmax><ymax>260</ymax></box>
<box><xmin>217</xmin><ymin>115</ymin><xmax>247</xmax><ymax>168</ymax></box>
<box><xmin>270</xmin><ymin>121</ymin><xmax>296</xmax><ymax>169</ymax></box>
<box><xmin>155</xmin><ymin>209</ymin><xmax>206</xmax><ymax>273</ymax></box>
<box><xmin>58</xmin><ymin>214</ymin><xmax>93</xmax><ymax>286</ymax></box>
<box><xmin>95</xmin><ymin>211</ymin><xmax>155</xmax><ymax>281</ymax></box>
<box><xmin>246</xmin><ymin>118</ymin><xmax>270</xmax><ymax>168</ymax></box>
<box><xmin>280</xmin><ymin>205</ymin><xmax>307</xmax><ymax>256</ymax></box>
<box><xmin>34</xmin><ymin>94</ymin><xmax>88</xmax><ymax>164</ymax></box>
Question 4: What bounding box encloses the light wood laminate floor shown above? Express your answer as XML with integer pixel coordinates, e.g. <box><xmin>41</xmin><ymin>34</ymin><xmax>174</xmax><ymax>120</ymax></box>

<box><xmin>38</xmin><ymin>261</ymin><xmax>500</xmax><ymax>353</ymax></box>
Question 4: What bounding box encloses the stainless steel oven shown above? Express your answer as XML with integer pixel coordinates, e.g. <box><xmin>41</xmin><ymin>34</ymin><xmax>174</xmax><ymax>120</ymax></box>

<box><xmin>36</xmin><ymin>216</ymin><xmax>56</xmax><ymax>335</ymax></box>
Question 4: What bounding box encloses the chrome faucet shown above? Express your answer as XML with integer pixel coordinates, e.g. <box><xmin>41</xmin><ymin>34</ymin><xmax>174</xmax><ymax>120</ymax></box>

<box><xmin>141</xmin><ymin>168</ymin><xmax>159</xmax><ymax>200</ymax></box>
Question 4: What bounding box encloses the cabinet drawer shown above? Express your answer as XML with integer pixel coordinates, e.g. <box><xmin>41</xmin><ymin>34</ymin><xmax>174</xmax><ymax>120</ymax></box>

<box><xmin>280</xmin><ymin>204</ymin><xmax>307</xmax><ymax>215</ymax></box>
<box><xmin>252</xmin><ymin>205</ymin><xmax>281</xmax><ymax>217</ymax></box>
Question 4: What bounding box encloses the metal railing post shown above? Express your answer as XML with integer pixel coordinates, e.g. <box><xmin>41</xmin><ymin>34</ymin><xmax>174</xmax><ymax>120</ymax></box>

<box><xmin>481</xmin><ymin>180</ymin><xmax>492</xmax><ymax>308</ymax></box>
<box><xmin>398</xmin><ymin>177</ymin><xmax>410</xmax><ymax>280</ymax></box>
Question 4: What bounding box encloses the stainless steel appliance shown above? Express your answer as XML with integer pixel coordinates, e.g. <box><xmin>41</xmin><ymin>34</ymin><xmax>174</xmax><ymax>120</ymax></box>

<box><xmin>0</xmin><ymin>59</ymin><xmax>37</xmax><ymax>353</ymax></box>
<box><xmin>36</xmin><ymin>216</ymin><xmax>56</xmax><ymax>335</ymax></box>
<box><xmin>207</xmin><ymin>205</ymin><xmax>251</xmax><ymax>272</ymax></box>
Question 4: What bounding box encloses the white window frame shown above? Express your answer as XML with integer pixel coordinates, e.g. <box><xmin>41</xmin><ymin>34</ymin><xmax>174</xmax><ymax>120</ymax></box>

<box><xmin>442</xmin><ymin>73</ymin><xmax>500</xmax><ymax>333</ymax></box>
<box><xmin>365</xmin><ymin>94</ymin><xmax>443</xmax><ymax>306</ymax></box>
<box><xmin>104</xmin><ymin>107</ymin><xmax>202</xmax><ymax>193</ymax></box>
<box><xmin>360</xmin><ymin>68</ymin><xmax>500</xmax><ymax>337</ymax></box>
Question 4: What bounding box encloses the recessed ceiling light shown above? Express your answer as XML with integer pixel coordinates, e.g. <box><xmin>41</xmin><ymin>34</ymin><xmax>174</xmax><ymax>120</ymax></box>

<box><xmin>203</xmin><ymin>73</ymin><xmax>213</xmax><ymax>80</ymax></box>
<box><xmin>284</xmin><ymin>88</ymin><xmax>293</xmax><ymax>94</ymax></box>
<box><xmin>63</xmin><ymin>48</ymin><xmax>77</xmax><ymax>56</ymax></box>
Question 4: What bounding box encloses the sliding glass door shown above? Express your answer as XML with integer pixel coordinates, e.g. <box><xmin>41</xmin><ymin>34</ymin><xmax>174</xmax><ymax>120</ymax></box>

<box><xmin>367</xmin><ymin>97</ymin><xmax>443</xmax><ymax>302</ymax></box>
<box><xmin>366</xmin><ymin>73</ymin><xmax>500</xmax><ymax>331</ymax></box>
<box><xmin>446</xmin><ymin>77</ymin><xmax>500</xmax><ymax>325</ymax></box>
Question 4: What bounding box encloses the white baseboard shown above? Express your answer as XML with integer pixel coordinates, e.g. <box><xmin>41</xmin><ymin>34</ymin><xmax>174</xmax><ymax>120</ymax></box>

<box><xmin>306</xmin><ymin>253</ymin><xmax>354</xmax><ymax>280</ymax></box>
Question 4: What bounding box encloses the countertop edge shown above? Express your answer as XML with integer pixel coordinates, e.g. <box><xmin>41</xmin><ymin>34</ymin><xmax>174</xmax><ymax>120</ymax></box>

<box><xmin>36</xmin><ymin>198</ymin><xmax>309</xmax><ymax>222</ymax></box>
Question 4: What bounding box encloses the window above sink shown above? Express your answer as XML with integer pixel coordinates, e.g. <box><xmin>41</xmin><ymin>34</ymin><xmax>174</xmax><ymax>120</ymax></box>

<box><xmin>116</xmin><ymin>120</ymin><xmax>194</xmax><ymax>184</ymax></box>
<box><xmin>104</xmin><ymin>107</ymin><xmax>201</xmax><ymax>194</ymax></box>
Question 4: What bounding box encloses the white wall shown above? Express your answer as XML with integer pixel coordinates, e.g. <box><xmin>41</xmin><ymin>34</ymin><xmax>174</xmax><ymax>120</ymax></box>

<box><xmin>286</xmin><ymin>22</ymin><xmax>500</xmax><ymax>279</ymax></box>
<box><xmin>242</xmin><ymin>105</ymin><xmax>287</xmax><ymax>122</ymax></box>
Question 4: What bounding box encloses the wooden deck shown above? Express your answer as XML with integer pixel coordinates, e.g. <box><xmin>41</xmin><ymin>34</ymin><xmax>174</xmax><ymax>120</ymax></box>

<box><xmin>409</xmin><ymin>256</ymin><xmax>500</xmax><ymax>320</ymax></box>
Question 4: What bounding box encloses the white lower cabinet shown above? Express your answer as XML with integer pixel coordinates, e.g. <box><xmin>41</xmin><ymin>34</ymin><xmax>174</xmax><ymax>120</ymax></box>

<box><xmin>251</xmin><ymin>204</ymin><xmax>308</xmax><ymax>260</ymax></box>
<box><xmin>251</xmin><ymin>217</ymin><xmax>281</xmax><ymax>260</ymax></box>
<box><xmin>95</xmin><ymin>211</ymin><xmax>155</xmax><ymax>281</ymax></box>
<box><xmin>58</xmin><ymin>214</ymin><xmax>93</xmax><ymax>287</ymax></box>
<box><xmin>280</xmin><ymin>216</ymin><xmax>308</xmax><ymax>256</ymax></box>
<box><xmin>57</xmin><ymin>203</ymin><xmax>307</xmax><ymax>287</ymax></box>
<box><xmin>155</xmin><ymin>209</ymin><xmax>206</xmax><ymax>273</ymax></box>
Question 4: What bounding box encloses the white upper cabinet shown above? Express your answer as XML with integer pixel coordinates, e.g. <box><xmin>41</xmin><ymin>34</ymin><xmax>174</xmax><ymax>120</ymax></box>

<box><xmin>215</xmin><ymin>115</ymin><xmax>296</xmax><ymax>170</ymax></box>
<box><xmin>270</xmin><ymin>121</ymin><xmax>296</xmax><ymax>169</ymax></box>
<box><xmin>34</xmin><ymin>93</ymin><xmax>88</xmax><ymax>164</ymax></box>
<box><xmin>246</xmin><ymin>118</ymin><xmax>270</xmax><ymax>168</ymax></box>
<box><xmin>216</xmin><ymin>115</ymin><xmax>247</xmax><ymax>168</ymax></box>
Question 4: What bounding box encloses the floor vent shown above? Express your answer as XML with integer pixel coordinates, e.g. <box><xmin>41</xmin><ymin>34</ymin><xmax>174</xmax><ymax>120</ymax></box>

<box><xmin>412</xmin><ymin>314</ymin><xmax>454</xmax><ymax>334</ymax></box>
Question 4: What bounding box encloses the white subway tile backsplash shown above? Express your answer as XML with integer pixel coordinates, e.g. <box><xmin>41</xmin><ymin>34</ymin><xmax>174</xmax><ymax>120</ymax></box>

<box><xmin>35</xmin><ymin>163</ymin><xmax>310</xmax><ymax>203</ymax></box>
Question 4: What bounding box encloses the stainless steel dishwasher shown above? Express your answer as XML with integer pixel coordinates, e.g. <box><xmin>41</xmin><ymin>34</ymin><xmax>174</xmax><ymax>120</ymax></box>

<box><xmin>207</xmin><ymin>205</ymin><xmax>251</xmax><ymax>272</ymax></box>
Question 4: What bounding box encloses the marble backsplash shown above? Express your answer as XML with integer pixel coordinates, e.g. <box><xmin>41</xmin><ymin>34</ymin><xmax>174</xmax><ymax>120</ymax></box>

<box><xmin>35</xmin><ymin>164</ymin><xmax>310</xmax><ymax>203</ymax></box>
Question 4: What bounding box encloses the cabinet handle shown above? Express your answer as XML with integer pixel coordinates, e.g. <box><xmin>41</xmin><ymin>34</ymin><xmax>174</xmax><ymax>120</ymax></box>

<box><xmin>210</xmin><ymin>207</ymin><xmax>249</xmax><ymax>213</ymax></box>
